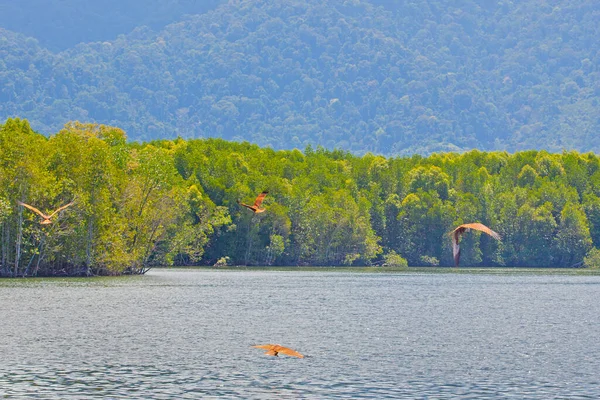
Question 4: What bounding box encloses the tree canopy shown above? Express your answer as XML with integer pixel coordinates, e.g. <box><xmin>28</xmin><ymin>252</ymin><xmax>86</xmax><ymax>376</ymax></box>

<box><xmin>2</xmin><ymin>118</ymin><xmax>600</xmax><ymax>276</ymax></box>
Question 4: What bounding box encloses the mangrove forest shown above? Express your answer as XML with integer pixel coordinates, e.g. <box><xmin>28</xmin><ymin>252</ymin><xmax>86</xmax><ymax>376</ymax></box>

<box><xmin>2</xmin><ymin>118</ymin><xmax>600</xmax><ymax>276</ymax></box>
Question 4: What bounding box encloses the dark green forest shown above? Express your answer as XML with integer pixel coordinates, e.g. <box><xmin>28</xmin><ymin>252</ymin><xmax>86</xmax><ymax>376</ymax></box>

<box><xmin>2</xmin><ymin>118</ymin><xmax>600</xmax><ymax>277</ymax></box>
<box><xmin>1</xmin><ymin>0</ymin><xmax>600</xmax><ymax>155</ymax></box>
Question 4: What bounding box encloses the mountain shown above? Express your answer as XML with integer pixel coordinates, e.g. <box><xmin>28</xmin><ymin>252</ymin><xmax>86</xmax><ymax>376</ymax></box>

<box><xmin>1</xmin><ymin>0</ymin><xmax>599</xmax><ymax>155</ymax></box>
<box><xmin>0</xmin><ymin>0</ymin><xmax>225</xmax><ymax>52</ymax></box>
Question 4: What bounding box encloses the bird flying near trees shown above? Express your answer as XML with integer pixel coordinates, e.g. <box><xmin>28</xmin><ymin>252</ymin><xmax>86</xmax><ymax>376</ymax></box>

<box><xmin>252</xmin><ymin>344</ymin><xmax>304</xmax><ymax>358</ymax></box>
<box><xmin>449</xmin><ymin>222</ymin><xmax>501</xmax><ymax>267</ymax></box>
<box><xmin>18</xmin><ymin>200</ymin><xmax>75</xmax><ymax>225</ymax></box>
<box><xmin>238</xmin><ymin>191</ymin><xmax>268</xmax><ymax>213</ymax></box>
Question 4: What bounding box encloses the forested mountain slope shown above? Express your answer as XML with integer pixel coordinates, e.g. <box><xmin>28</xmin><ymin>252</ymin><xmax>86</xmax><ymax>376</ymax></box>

<box><xmin>1</xmin><ymin>0</ymin><xmax>599</xmax><ymax>155</ymax></box>
<box><xmin>0</xmin><ymin>0</ymin><xmax>225</xmax><ymax>51</ymax></box>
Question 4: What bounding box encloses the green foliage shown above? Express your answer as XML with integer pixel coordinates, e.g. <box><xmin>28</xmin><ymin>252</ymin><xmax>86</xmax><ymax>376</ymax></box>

<box><xmin>583</xmin><ymin>194</ymin><xmax>600</xmax><ymax>247</ymax></box>
<box><xmin>553</xmin><ymin>203</ymin><xmax>592</xmax><ymax>266</ymax></box>
<box><xmin>419</xmin><ymin>256</ymin><xmax>439</xmax><ymax>267</ymax></box>
<box><xmin>383</xmin><ymin>251</ymin><xmax>408</xmax><ymax>269</ymax></box>
<box><xmin>1</xmin><ymin>119</ymin><xmax>599</xmax><ymax>275</ymax></box>
<box><xmin>2</xmin><ymin>1</ymin><xmax>600</xmax><ymax>155</ymax></box>
<box><xmin>583</xmin><ymin>248</ymin><xmax>600</xmax><ymax>269</ymax></box>
<box><xmin>517</xmin><ymin>165</ymin><xmax>538</xmax><ymax>187</ymax></box>
<box><xmin>407</xmin><ymin>166</ymin><xmax>450</xmax><ymax>200</ymax></box>
<box><xmin>214</xmin><ymin>256</ymin><xmax>231</xmax><ymax>267</ymax></box>
<box><xmin>0</xmin><ymin>197</ymin><xmax>10</xmax><ymax>222</ymax></box>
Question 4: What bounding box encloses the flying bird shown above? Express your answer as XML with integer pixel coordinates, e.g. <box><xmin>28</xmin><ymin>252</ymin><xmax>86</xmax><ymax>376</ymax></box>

<box><xmin>18</xmin><ymin>201</ymin><xmax>75</xmax><ymax>225</ymax></box>
<box><xmin>449</xmin><ymin>222</ymin><xmax>501</xmax><ymax>267</ymax></box>
<box><xmin>238</xmin><ymin>191</ymin><xmax>268</xmax><ymax>213</ymax></box>
<box><xmin>252</xmin><ymin>344</ymin><xmax>304</xmax><ymax>358</ymax></box>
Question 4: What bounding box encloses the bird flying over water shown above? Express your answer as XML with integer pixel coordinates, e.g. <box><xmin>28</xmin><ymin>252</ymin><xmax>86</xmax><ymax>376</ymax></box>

<box><xmin>252</xmin><ymin>344</ymin><xmax>304</xmax><ymax>358</ymax></box>
<box><xmin>18</xmin><ymin>200</ymin><xmax>75</xmax><ymax>225</ymax></box>
<box><xmin>238</xmin><ymin>191</ymin><xmax>268</xmax><ymax>213</ymax></box>
<box><xmin>449</xmin><ymin>222</ymin><xmax>501</xmax><ymax>267</ymax></box>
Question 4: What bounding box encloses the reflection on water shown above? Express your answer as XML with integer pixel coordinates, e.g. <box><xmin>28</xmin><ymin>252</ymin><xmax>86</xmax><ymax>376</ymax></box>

<box><xmin>1</xmin><ymin>269</ymin><xmax>600</xmax><ymax>398</ymax></box>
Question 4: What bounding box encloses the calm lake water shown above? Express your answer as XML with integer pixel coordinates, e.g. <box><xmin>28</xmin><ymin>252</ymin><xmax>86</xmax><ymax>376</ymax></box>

<box><xmin>1</xmin><ymin>269</ymin><xmax>600</xmax><ymax>399</ymax></box>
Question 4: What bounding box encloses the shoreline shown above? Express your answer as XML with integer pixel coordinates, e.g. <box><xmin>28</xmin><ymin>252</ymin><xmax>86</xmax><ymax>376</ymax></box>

<box><xmin>3</xmin><ymin>265</ymin><xmax>600</xmax><ymax>279</ymax></box>
<box><xmin>150</xmin><ymin>265</ymin><xmax>600</xmax><ymax>275</ymax></box>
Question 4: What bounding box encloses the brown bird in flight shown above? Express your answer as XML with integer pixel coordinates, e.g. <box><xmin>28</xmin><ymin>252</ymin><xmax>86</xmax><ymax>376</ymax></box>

<box><xmin>449</xmin><ymin>222</ymin><xmax>501</xmax><ymax>267</ymax></box>
<box><xmin>238</xmin><ymin>191</ymin><xmax>268</xmax><ymax>213</ymax></box>
<box><xmin>252</xmin><ymin>344</ymin><xmax>304</xmax><ymax>358</ymax></box>
<box><xmin>18</xmin><ymin>201</ymin><xmax>75</xmax><ymax>225</ymax></box>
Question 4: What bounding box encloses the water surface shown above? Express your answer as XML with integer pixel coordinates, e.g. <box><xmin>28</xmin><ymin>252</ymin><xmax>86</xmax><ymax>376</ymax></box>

<box><xmin>1</xmin><ymin>269</ymin><xmax>599</xmax><ymax>398</ymax></box>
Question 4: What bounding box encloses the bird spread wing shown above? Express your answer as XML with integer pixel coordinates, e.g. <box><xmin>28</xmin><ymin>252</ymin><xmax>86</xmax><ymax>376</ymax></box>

<box><xmin>449</xmin><ymin>223</ymin><xmax>500</xmax><ymax>267</ymax></box>
<box><xmin>18</xmin><ymin>201</ymin><xmax>49</xmax><ymax>219</ymax></box>
<box><xmin>253</xmin><ymin>191</ymin><xmax>268</xmax><ymax>208</ymax></box>
<box><xmin>458</xmin><ymin>222</ymin><xmax>501</xmax><ymax>241</ymax></box>
<box><xmin>252</xmin><ymin>344</ymin><xmax>275</xmax><ymax>350</ymax></box>
<box><xmin>450</xmin><ymin>223</ymin><xmax>501</xmax><ymax>241</ymax></box>
<box><xmin>47</xmin><ymin>201</ymin><xmax>75</xmax><ymax>218</ymax></box>
<box><xmin>238</xmin><ymin>201</ymin><xmax>255</xmax><ymax>211</ymax></box>
<box><xmin>252</xmin><ymin>344</ymin><xmax>304</xmax><ymax>358</ymax></box>
<box><xmin>274</xmin><ymin>346</ymin><xmax>304</xmax><ymax>358</ymax></box>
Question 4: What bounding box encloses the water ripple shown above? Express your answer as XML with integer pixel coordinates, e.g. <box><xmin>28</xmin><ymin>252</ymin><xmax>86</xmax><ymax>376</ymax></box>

<box><xmin>1</xmin><ymin>270</ymin><xmax>600</xmax><ymax>398</ymax></box>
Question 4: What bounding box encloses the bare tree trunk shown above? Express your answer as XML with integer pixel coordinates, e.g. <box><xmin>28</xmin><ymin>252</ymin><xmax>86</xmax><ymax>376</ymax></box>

<box><xmin>14</xmin><ymin>205</ymin><xmax>23</xmax><ymax>277</ymax></box>
<box><xmin>325</xmin><ymin>219</ymin><xmax>345</xmax><ymax>264</ymax></box>
<box><xmin>244</xmin><ymin>217</ymin><xmax>255</xmax><ymax>266</ymax></box>
<box><xmin>140</xmin><ymin>219</ymin><xmax>162</xmax><ymax>274</ymax></box>
<box><xmin>1</xmin><ymin>223</ymin><xmax>6</xmax><ymax>275</ymax></box>
<box><xmin>265</xmin><ymin>226</ymin><xmax>275</xmax><ymax>266</ymax></box>
<box><xmin>131</xmin><ymin>182</ymin><xmax>157</xmax><ymax>249</ymax></box>
<box><xmin>86</xmin><ymin>218</ymin><xmax>94</xmax><ymax>275</ymax></box>
<box><xmin>32</xmin><ymin>232</ymin><xmax>46</xmax><ymax>277</ymax></box>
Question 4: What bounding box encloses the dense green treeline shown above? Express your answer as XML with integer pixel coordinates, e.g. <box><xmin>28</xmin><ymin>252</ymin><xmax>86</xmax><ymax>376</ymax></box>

<box><xmin>1</xmin><ymin>0</ymin><xmax>600</xmax><ymax>155</ymax></box>
<box><xmin>2</xmin><ymin>118</ymin><xmax>600</xmax><ymax>276</ymax></box>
